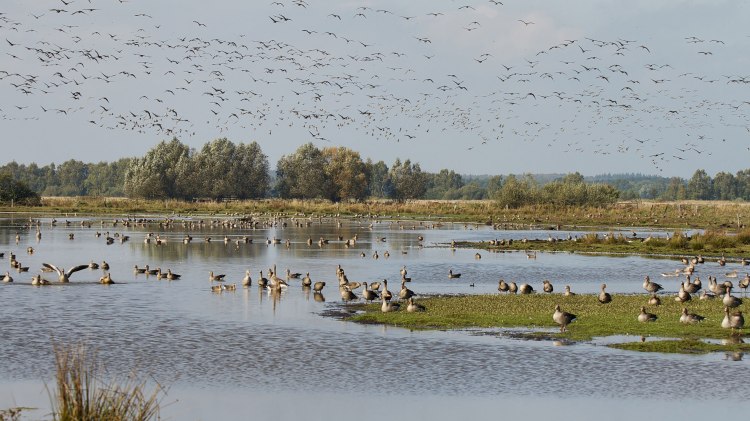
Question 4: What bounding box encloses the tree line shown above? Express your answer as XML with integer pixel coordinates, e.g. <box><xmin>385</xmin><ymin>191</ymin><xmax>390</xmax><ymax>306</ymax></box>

<box><xmin>1</xmin><ymin>137</ymin><xmax>750</xmax><ymax>206</ymax></box>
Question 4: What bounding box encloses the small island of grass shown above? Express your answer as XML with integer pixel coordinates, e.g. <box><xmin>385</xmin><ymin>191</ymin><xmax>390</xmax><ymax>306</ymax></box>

<box><xmin>347</xmin><ymin>293</ymin><xmax>749</xmax><ymax>354</ymax></box>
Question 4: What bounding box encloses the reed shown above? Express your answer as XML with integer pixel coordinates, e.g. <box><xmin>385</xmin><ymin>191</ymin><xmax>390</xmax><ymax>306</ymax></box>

<box><xmin>50</xmin><ymin>342</ymin><xmax>164</xmax><ymax>421</ymax></box>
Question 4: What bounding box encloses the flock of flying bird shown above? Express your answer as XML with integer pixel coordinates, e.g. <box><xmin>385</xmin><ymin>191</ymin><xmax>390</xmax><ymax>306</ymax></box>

<box><xmin>1</xmin><ymin>0</ymin><xmax>749</xmax><ymax>171</ymax></box>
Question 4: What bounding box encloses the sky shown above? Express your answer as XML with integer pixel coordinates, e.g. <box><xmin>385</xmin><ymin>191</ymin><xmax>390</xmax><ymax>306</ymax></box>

<box><xmin>1</xmin><ymin>0</ymin><xmax>749</xmax><ymax>178</ymax></box>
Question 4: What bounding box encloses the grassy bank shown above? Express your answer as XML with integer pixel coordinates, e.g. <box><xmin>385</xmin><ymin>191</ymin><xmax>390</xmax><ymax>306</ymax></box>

<box><xmin>1</xmin><ymin>197</ymin><xmax>750</xmax><ymax>231</ymax></box>
<box><xmin>348</xmin><ymin>293</ymin><xmax>750</xmax><ymax>354</ymax></box>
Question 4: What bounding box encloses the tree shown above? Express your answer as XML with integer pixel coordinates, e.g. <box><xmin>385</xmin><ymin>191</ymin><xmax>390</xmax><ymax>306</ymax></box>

<box><xmin>662</xmin><ymin>177</ymin><xmax>687</xmax><ymax>200</ymax></box>
<box><xmin>322</xmin><ymin>147</ymin><xmax>368</xmax><ymax>202</ymax></box>
<box><xmin>712</xmin><ymin>171</ymin><xmax>737</xmax><ymax>200</ymax></box>
<box><xmin>275</xmin><ymin>143</ymin><xmax>330</xmax><ymax>199</ymax></box>
<box><xmin>388</xmin><ymin>159</ymin><xmax>427</xmax><ymax>201</ymax></box>
<box><xmin>494</xmin><ymin>174</ymin><xmax>532</xmax><ymax>208</ymax></box>
<box><xmin>425</xmin><ymin>169</ymin><xmax>464</xmax><ymax>199</ymax></box>
<box><xmin>736</xmin><ymin>169</ymin><xmax>750</xmax><ymax>200</ymax></box>
<box><xmin>366</xmin><ymin>159</ymin><xmax>390</xmax><ymax>198</ymax></box>
<box><xmin>56</xmin><ymin>160</ymin><xmax>89</xmax><ymax>196</ymax></box>
<box><xmin>0</xmin><ymin>172</ymin><xmax>40</xmax><ymax>204</ymax></box>
<box><xmin>687</xmin><ymin>169</ymin><xmax>712</xmax><ymax>200</ymax></box>
<box><xmin>124</xmin><ymin>138</ymin><xmax>193</xmax><ymax>199</ymax></box>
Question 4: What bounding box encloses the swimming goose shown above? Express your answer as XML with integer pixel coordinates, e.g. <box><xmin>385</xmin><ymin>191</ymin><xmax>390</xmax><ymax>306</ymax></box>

<box><xmin>301</xmin><ymin>272</ymin><xmax>312</xmax><ymax>287</ymax></box>
<box><xmin>166</xmin><ymin>269</ymin><xmax>181</xmax><ymax>280</ymax></box>
<box><xmin>553</xmin><ymin>305</ymin><xmax>577</xmax><ymax>332</ymax></box>
<box><xmin>31</xmin><ymin>274</ymin><xmax>50</xmax><ymax>286</ymax></box>
<box><xmin>144</xmin><ymin>265</ymin><xmax>159</xmax><ymax>275</ymax></box>
<box><xmin>598</xmin><ymin>283</ymin><xmax>612</xmax><ymax>304</ymax></box>
<box><xmin>638</xmin><ymin>306</ymin><xmax>658</xmax><ymax>322</ymax></box>
<box><xmin>99</xmin><ymin>272</ymin><xmax>115</xmax><ymax>284</ymax></box>
<box><xmin>564</xmin><ymin>285</ymin><xmax>575</xmax><ymax>296</ymax></box>
<box><xmin>643</xmin><ymin>276</ymin><xmax>663</xmax><ymax>294</ymax></box>
<box><xmin>648</xmin><ymin>294</ymin><xmax>661</xmax><ymax>306</ymax></box>
<box><xmin>209</xmin><ymin>271</ymin><xmax>226</xmax><ymax>282</ymax></box>
<box><xmin>508</xmin><ymin>281</ymin><xmax>518</xmax><ymax>294</ymax></box>
<box><xmin>399</xmin><ymin>280</ymin><xmax>414</xmax><ymax>300</ymax></box>
<box><xmin>519</xmin><ymin>283</ymin><xmax>534</xmax><ymax>294</ymax></box>
<box><xmin>222</xmin><ymin>283</ymin><xmax>237</xmax><ymax>291</ymax></box>
<box><xmin>723</xmin><ymin>285</ymin><xmax>742</xmax><ymax>308</ymax></box>
<box><xmin>2</xmin><ymin>272</ymin><xmax>13</xmax><ymax>283</ymax></box>
<box><xmin>475</xmin><ymin>253</ymin><xmax>482</xmax><ymax>260</ymax></box>
<box><xmin>240</xmin><ymin>270</ymin><xmax>251</xmax><ymax>287</ymax></box>
<box><xmin>542</xmin><ymin>280</ymin><xmax>553</xmax><ymax>293</ymax></box>
<box><xmin>134</xmin><ymin>265</ymin><xmax>147</xmax><ymax>274</ymax></box>
<box><xmin>101</xmin><ymin>261</ymin><xmax>110</xmax><ymax>270</ymax></box>
<box><xmin>88</xmin><ymin>260</ymin><xmax>99</xmax><ymax>269</ymax></box>
<box><xmin>406</xmin><ymin>297</ymin><xmax>426</xmax><ymax>312</ymax></box>
<box><xmin>718</xmin><ymin>255</ymin><xmax>727</xmax><ymax>266</ymax></box>
<box><xmin>361</xmin><ymin>282</ymin><xmax>379</xmax><ymax>302</ymax></box>
<box><xmin>42</xmin><ymin>263</ymin><xmax>88</xmax><ymax>283</ymax></box>
<box><xmin>381</xmin><ymin>295</ymin><xmax>400</xmax><ymax>312</ymax></box>
<box><xmin>257</xmin><ymin>271</ymin><xmax>269</xmax><ymax>288</ymax></box>
<box><xmin>313</xmin><ymin>281</ymin><xmax>325</xmax><ymax>292</ymax></box>
<box><xmin>448</xmin><ymin>269</ymin><xmax>461</xmax><ymax>279</ymax></box>
<box><xmin>680</xmin><ymin>307</ymin><xmax>705</xmax><ymax>324</ymax></box>
<box><xmin>722</xmin><ymin>306</ymin><xmax>744</xmax><ymax>331</ymax></box>
<box><xmin>286</xmin><ymin>268</ymin><xmax>302</xmax><ymax>279</ymax></box>
<box><xmin>498</xmin><ymin>279</ymin><xmax>509</xmax><ymax>293</ymax></box>
<box><xmin>211</xmin><ymin>285</ymin><xmax>223</xmax><ymax>293</ymax></box>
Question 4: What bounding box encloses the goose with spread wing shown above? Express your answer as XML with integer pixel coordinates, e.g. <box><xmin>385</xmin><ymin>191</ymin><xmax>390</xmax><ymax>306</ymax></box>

<box><xmin>42</xmin><ymin>263</ymin><xmax>89</xmax><ymax>283</ymax></box>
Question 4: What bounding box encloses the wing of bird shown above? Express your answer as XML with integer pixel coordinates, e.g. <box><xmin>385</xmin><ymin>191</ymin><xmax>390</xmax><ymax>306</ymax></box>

<box><xmin>66</xmin><ymin>264</ymin><xmax>90</xmax><ymax>277</ymax></box>
<box><xmin>42</xmin><ymin>263</ymin><xmax>63</xmax><ymax>275</ymax></box>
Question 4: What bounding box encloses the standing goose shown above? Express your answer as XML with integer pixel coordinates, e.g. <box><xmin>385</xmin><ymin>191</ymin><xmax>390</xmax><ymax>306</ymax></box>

<box><xmin>680</xmin><ymin>307</ymin><xmax>705</xmax><ymax>324</ymax></box>
<box><xmin>723</xmin><ymin>285</ymin><xmax>742</xmax><ymax>308</ymax></box>
<box><xmin>242</xmin><ymin>270</ymin><xmax>252</xmax><ymax>287</ymax></box>
<box><xmin>739</xmin><ymin>273</ymin><xmax>750</xmax><ymax>294</ymax></box>
<box><xmin>301</xmin><ymin>272</ymin><xmax>312</xmax><ymax>287</ymax></box>
<box><xmin>406</xmin><ymin>297</ymin><xmax>426</xmax><ymax>312</ymax></box>
<box><xmin>675</xmin><ymin>283</ymin><xmax>692</xmax><ymax>303</ymax></box>
<box><xmin>42</xmin><ymin>263</ymin><xmax>88</xmax><ymax>283</ymax></box>
<box><xmin>340</xmin><ymin>286</ymin><xmax>357</xmax><ymax>302</ymax></box>
<box><xmin>638</xmin><ymin>306</ymin><xmax>658</xmax><ymax>322</ymax></box>
<box><xmin>381</xmin><ymin>279</ymin><xmax>393</xmax><ymax>301</ymax></box>
<box><xmin>564</xmin><ymin>285</ymin><xmax>575</xmax><ymax>296</ymax></box>
<box><xmin>361</xmin><ymin>282</ymin><xmax>379</xmax><ymax>302</ymax></box>
<box><xmin>598</xmin><ymin>283</ymin><xmax>612</xmax><ymax>304</ymax></box>
<box><xmin>553</xmin><ymin>305</ymin><xmax>577</xmax><ymax>332</ymax></box>
<box><xmin>313</xmin><ymin>281</ymin><xmax>326</xmax><ymax>292</ymax></box>
<box><xmin>542</xmin><ymin>280</ymin><xmax>553</xmax><ymax>293</ymax></box>
<box><xmin>722</xmin><ymin>306</ymin><xmax>744</xmax><ymax>332</ymax></box>
<box><xmin>257</xmin><ymin>271</ymin><xmax>269</xmax><ymax>288</ymax></box>
<box><xmin>399</xmin><ymin>280</ymin><xmax>414</xmax><ymax>300</ymax></box>
<box><xmin>643</xmin><ymin>276</ymin><xmax>663</xmax><ymax>294</ymax></box>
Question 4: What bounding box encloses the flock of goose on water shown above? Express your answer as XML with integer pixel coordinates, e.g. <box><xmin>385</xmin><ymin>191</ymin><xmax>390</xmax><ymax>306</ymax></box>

<box><xmin>3</xmin><ymin>216</ymin><xmax>749</xmax><ymax>335</ymax></box>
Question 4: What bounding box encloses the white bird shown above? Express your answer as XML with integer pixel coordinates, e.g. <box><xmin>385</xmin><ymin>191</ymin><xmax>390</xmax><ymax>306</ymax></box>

<box><xmin>42</xmin><ymin>263</ymin><xmax>88</xmax><ymax>283</ymax></box>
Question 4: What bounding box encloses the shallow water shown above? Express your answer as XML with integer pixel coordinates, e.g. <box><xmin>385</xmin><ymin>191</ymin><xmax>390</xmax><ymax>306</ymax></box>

<box><xmin>1</xmin><ymin>214</ymin><xmax>749</xmax><ymax>419</ymax></box>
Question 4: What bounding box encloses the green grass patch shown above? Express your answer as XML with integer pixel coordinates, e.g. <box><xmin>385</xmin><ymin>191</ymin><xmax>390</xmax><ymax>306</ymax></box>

<box><xmin>348</xmin><ymin>293</ymin><xmax>750</xmax><ymax>354</ymax></box>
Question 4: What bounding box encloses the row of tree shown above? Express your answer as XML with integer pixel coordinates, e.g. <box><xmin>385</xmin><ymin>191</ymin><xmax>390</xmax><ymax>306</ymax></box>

<box><xmin>1</xmin><ymin>137</ymin><xmax>749</xmax><ymax>206</ymax></box>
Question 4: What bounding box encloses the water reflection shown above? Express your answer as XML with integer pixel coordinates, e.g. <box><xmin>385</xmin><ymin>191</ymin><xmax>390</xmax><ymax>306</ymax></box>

<box><xmin>2</xmin><ymin>214</ymin><xmax>750</xmax><ymax>419</ymax></box>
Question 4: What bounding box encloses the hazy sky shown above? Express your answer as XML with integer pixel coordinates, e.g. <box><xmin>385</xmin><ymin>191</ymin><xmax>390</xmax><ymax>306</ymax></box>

<box><xmin>1</xmin><ymin>0</ymin><xmax>749</xmax><ymax>177</ymax></box>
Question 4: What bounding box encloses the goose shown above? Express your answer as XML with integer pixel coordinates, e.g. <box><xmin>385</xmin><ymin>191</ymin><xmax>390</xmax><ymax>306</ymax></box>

<box><xmin>718</xmin><ymin>255</ymin><xmax>727</xmax><ymax>266</ymax></box>
<box><xmin>598</xmin><ymin>283</ymin><xmax>612</xmax><ymax>304</ymax></box>
<box><xmin>400</xmin><ymin>266</ymin><xmax>408</xmax><ymax>278</ymax></box>
<box><xmin>209</xmin><ymin>271</ymin><xmax>226</xmax><ymax>282</ymax></box>
<box><xmin>155</xmin><ymin>268</ymin><xmax>167</xmax><ymax>280</ymax></box>
<box><xmin>448</xmin><ymin>269</ymin><xmax>461</xmax><ymax>279</ymax></box>
<box><xmin>239</xmin><ymin>270</ymin><xmax>251</xmax><ymax>287</ymax></box>
<box><xmin>643</xmin><ymin>276</ymin><xmax>663</xmax><ymax>294</ymax></box>
<box><xmin>257</xmin><ymin>271</ymin><xmax>269</xmax><ymax>288</ymax></box>
<box><xmin>475</xmin><ymin>253</ymin><xmax>482</xmax><ymax>260</ymax></box>
<box><xmin>144</xmin><ymin>265</ymin><xmax>159</xmax><ymax>275</ymax></box>
<box><xmin>369</xmin><ymin>281</ymin><xmax>381</xmax><ymax>291</ymax></box>
<box><xmin>101</xmin><ymin>261</ymin><xmax>110</xmax><ymax>270</ymax></box>
<box><xmin>739</xmin><ymin>274</ymin><xmax>750</xmax><ymax>293</ymax></box>
<box><xmin>553</xmin><ymin>305</ymin><xmax>577</xmax><ymax>332</ymax></box>
<box><xmin>301</xmin><ymin>272</ymin><xmax>312</xmax><ymax>287</ymax></box>
<box><xmin>648</xmin><ymin>294</ymin><xmax>661</xmax><ymax>306</ymax></box>
<box><xmin>42</xmin><ymin>263</ymin><xmax>88</xmax><ymax>283</ymax></box>
<box><xmin>519</xmin><ymin>283</ymin><xmax>534</xmax><ymax>294</ymax></box>
<box><xmin>708</xmin><ymin>276</ymin><xmax>722</xmax><ymax>295</ymax></box>
<box><xmin>723</xmin><ymin>285</ymin><xmax>742</xmax><ymax>308</ymax></box>
<box><xmin>508</xmin><ymin>281</ymin><xmax>518</xmax><ymax>294</ymax></box>
<box><xmin>725</xmin><ymin>270</ymin><xmax>738</xmax><ymax>278</ymax></box>
<box><xmin>340</xmin><ymin>286</ymin><xmax>357</xmax><ymax>302</ymax></box>
<box><xmin>211</xmin><ymin>285</ymin><xmax>223</xmax><ymax>293</ymax></box>
<box><xmin>722</xmin><ymin>306</ymin><xmax>744</xmax><ymax>331</ymax></box>
<box><xmin>680</xmin><ymin>307</ymin><xmax>705</xmax><ymax>324</ymax></box>
<box><xmin>542</xmin><ymin>280</ymin><xmax>553</xmax><ymax>293</ymax></box>
<box><xmin>99</xmin><ymin>272</ymin><xmax>115</xmax><ymax>284</ymax></box>
<box><xmin>399</xmin><ymin>280</ymin><xmax>414</xmax><ymax>300</ymax></box>
<box><xmin>134</xmin><ymin>265</ymin><xmax>147</xmax><ymax>274</ymax></box>
<box><xmin>675</xmin><ymin>284</ymin><xmax>691</xmax><ymax>303</ymax></box>
<box><xmin>2</xmin><ymin>272</ymin><xmax>12</xmax><ymax>283</ymax></box>
<box><xmin>88</xmin><ymin>260</ymin><xmax>99</xmax><ymax>269</ymax></box>
<box><xmin>498</xmin><ymin>279</ymin><xmax>509</xmax><ymax>293</ymax></box>
<box><xmin>381</xmin><ymin>295</ymin><xmax>400</xmax><ymax>312</ymax></box>
<box><xmin>166</xmin><ymin>269</ymin><xmax>181</xmax><ymax>280</ymax></box>
<box><xmin>361</xmin><ymin>282</ymin><xmax>379</xmax><ymax>302</ymax></box>
<box><xmin>564</xmin><ymin>285</ymin><xmax>575</xmax><ymax>296</ymax></box>
<box><xmin>381</xmin><ymin>279</ymin><xmax>393</xmax><ymax>301</ymax></box>
<box><xmin>638</xmin><ymin>306</ymin><xmax>658</xmax><ymax>322</ymax></box>
<box><xmin>406</xmin><ymin>297</ymin><xmax>426</xmax><ymax>312</ymax></box>
<box><xmin>221</xmin><ymin>283</ymin><xmax>237</xmax><ymax>291</ymax></box>
<box><xmin>684</xmin><ymin>276</ymin><xmax>701</xmax><ymax>294</ymax></box>
<box><xmin>699</xmin><ymin>290</ymin><xmax>716</xmax><ymax>300</ymax></box>
<box><xmin>31</xmin><ymin>274</ymin><xmax>50</xmax><ymax>286</ymax></box>
<box><xmin>286</xmin><ymin>268</ymin><xmax>302</xmax><ymax>279</ymax></box>
<box><xmin>313</xmin><ymin>281</ymin><xmax>326</xmax><ymax>292</ymax></box>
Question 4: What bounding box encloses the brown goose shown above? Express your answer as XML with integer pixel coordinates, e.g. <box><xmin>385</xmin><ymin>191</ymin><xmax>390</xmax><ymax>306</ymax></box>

<box><xmin>722</xmin><ymin>306</ymin><xmax>744</xmax><ymax>332</ymax></box>
<box><xmin>399</xmin><ymin>280</ymin><xmax>414</xmax><ymax>300</ymax></box>
<box><xmin>209</xmin><ymin>271</ymin><xmax>226</xmax><ymax>282</ymax></box>
<box><xmin>598</xmin><ymin>283</ymin><xmax>612</xmax><ymax>304</ymax></box>
<box><xmin>553</xmin><ymin>305</ymin><xmax>577</xmax><ymax>332</ymax></box>
<box><xmin>406</xmin><ymin>297</ymin><xmax>426</xmax><ymax>312</ymax></box>
<box><xmin>498</xmin><ymin>279</ymin><xmax>509</xmax><ymax>293</ymax></box>
<box><xmin>381</xmin><ymin>295</ymin><xmax>400</xmax><ymax>312</ymax></box>
<box><xmin>381</xmin><ymin>279</ymin><xmax>393</xmax><ymax>301</ymax></box>
<box><xmin>313</xmin><ymin>281</ymin><xmax>326</xmax><ymax>292</ymax></box>
<box><xmin>542</xmin><ymin>280</ymin><xmax>553</xmax><ymax>293</ymax></box>
<box><xmin>648</xmin><ymin>294</ymin><xmax>661</xmax><ymax>306</ymax></box>
<box><xmin>519</xmin><ymin>283</ymin><xmax>534</xmax><ymax>294</ymax></box>
<box><xmin>301</xmin><ymin>272</ymin><xmax>312</xmax><ymax>287</ymax></box>
<box><xmin>680</xmin><ymin>307</ymin><xmax>705</xmax><ymax>324</ymax></box>
<box><xmin>723</xmin><ymin>285</ymin><xmax>742</xmax><ymax>308</ymax></box>
<box><xmin>563</xmin><ymin>285</ymin><xmax>575</xmax><ymax>296</ymax></box>
<box><xmin>643</xmin><ymin>276</ymin><xmax>663</xmax><ymax>294</ymax></box>
<box><xmin>508</xmin><ymin>281</ymin><xmax>518</xmax><ymax>294</ymax></box>
<box><xmin>42</xmin><ymin>263</ymin><xmax>88</xmax><ymax>283</ymax></box>
<box><xmin>638</xmin><ymin>306</ymin><xmax>658</xmax><ymax>322</ymax></box>
<box><xmin>361</xmin><ymin>282</ymin><xmax>379</xmax><ymax>302</ymax></box>
<box><xmin>675</xmin><ymin>283</ymin><xmax>691</xmax><ymax>303</ymax></box>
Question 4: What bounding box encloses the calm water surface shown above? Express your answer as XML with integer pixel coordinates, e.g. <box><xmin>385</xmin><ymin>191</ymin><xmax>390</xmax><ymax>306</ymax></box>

<box><xmin>1</xmin><ymin>213</ymin><xmax>749</xmax><ymax>420</ymax></box>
